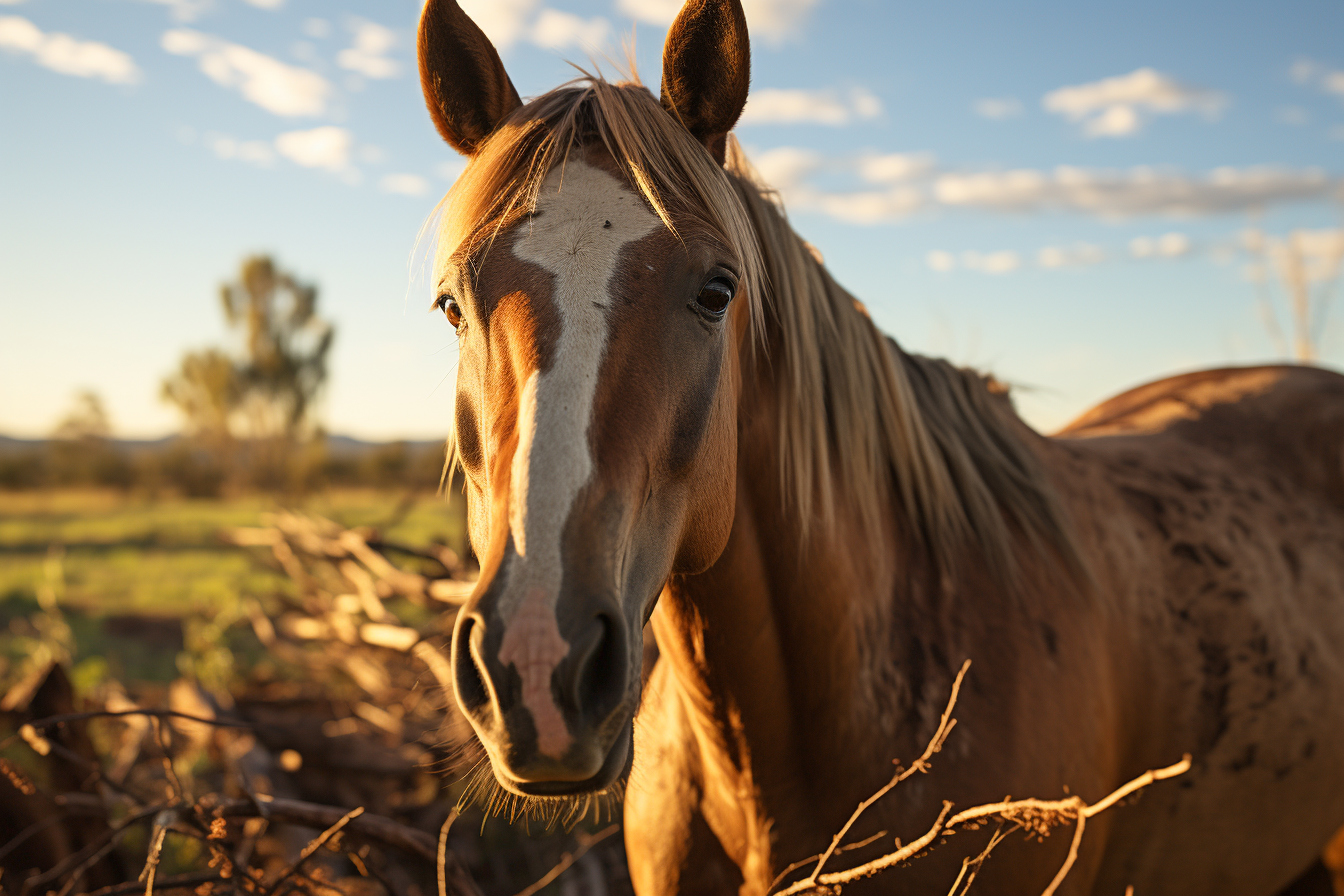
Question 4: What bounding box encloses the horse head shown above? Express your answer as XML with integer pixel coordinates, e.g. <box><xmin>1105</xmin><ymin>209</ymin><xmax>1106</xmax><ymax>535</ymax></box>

<box><xmin>419</xmin><ymin>0</ymin><xmax>758</xmax><ymax>798</ymax></box>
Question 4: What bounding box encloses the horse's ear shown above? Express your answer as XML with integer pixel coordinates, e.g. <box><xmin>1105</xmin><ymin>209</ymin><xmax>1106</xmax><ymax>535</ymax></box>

<box><xmin>660</xmin><ymin>0</ymin><xmax>750</xmax><ymax>165</ymax></box>
<box><xmin>418</xmin><ymin>0</ymin><xmax>523</xmax><ymax>156</ymax></box>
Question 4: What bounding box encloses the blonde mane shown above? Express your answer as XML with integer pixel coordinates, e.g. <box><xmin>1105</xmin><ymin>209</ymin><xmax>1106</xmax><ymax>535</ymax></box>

<box><xmin>437</xmin><ymin>73</ymin><xmax>1077</xmax><ymax>579</ymax></box>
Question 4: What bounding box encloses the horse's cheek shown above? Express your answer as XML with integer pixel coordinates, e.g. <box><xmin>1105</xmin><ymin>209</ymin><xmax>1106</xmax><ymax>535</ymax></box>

<box><xmin>672</xmin><ymin>403</ymin><xmax>738</xmax><ymax>574</ymax></box>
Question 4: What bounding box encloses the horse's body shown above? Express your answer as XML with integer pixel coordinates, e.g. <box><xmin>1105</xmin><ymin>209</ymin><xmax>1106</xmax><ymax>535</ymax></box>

<box><xmin>412</xmin><ymin>1</ymin><xmax>1344</xmax><ymax>892</ymax></box>
<box><xmin>628</xmin><ymin>362</ymin><xmax>1344</xmax><ymax>896</ymax></box>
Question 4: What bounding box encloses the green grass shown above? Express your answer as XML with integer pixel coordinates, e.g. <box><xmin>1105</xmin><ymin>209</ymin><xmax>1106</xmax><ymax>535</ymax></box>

<box><xmin>0</xmin><ymin>487</ymin><xmax>466</xmax><ymax>690</ymax></box>
<box><xmin>0</xmin><ymin>488</ymin><xmax>465</xmax><ymax>615</ymax></box>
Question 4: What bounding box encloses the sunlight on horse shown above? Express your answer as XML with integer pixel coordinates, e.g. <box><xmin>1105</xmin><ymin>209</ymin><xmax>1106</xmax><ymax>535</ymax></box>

<box><xmin>413</xmin><ymin>1</ymin><xmax>1344</xmax><ymax>893</ymax></box>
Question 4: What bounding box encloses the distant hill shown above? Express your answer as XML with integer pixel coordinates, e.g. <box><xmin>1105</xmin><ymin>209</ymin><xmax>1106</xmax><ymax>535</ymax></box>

<box><xmin>0</xmin><ymin>434</ymin><xmax>443</xmax><ymax>457</ymax></box>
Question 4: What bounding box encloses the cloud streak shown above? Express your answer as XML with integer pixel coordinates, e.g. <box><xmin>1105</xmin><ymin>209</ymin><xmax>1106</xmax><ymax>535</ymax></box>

<box><xmin>458</xmin><ymin>0</ymin><xmax>609</xmax><ymax>52</ymax></box>
<box><xmin>1043</xmin><ymin>68</ymin><xmax>1226</xmax><ymax>137</ymax></box>
<box><xmin>749</xmin><ymin>142</ymin><xmax>1337</xmax><ymax>225</ymax></box>
<box><xmin>740</xmin><ymin>87</ymin><xmax>881</xmax><ymax>126</ymax></box>
<box><xmin>337</xmin><ymin>19</ymin><xmax>399</xmax><ymax>79</ymax></box>
<box><xmin>275</xmin><ymin>125</ymin><xmax>352</xmax><ymax>172</ymax></box>
<box><xmin>934</xmin><ymin>165</ymin><xmax>1332</xmax><ymax>216</ymax></box>
<box><xmin>617</xmin><ymin>0</ymin><xmax>819</xmax><ymax>43</ymax></box>
<box><xmin>0</xmin><ymin>16</ymin><xmax>140</xmax><ymax>84</ymax></box>
<box><xmin>162</xmin><ymin>28</ymin><xmax>331</xmax><ymax>116</ymax></box>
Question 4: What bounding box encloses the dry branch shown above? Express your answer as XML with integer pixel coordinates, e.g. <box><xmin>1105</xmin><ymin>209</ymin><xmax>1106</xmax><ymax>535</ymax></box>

<box><xmin>771</xmin><ymin>659</ymin><xmax>1191</xmax><ymax>896</ymax></box>
<box><xmin>512</xmin><ymin>824</ymin><xmax>620</xmax><ymax>896</ymax></box>
<box><xmin>206</xmin><ymin>797</ymin><xmax>437</xmax><ymax>862</ymax></box>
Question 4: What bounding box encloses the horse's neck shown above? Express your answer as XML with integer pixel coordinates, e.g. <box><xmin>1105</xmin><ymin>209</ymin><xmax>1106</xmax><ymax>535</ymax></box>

<box><xmin>651</xmin><ymin>399</ymin><xmax>951</xmax><ymax>852</ymax></box>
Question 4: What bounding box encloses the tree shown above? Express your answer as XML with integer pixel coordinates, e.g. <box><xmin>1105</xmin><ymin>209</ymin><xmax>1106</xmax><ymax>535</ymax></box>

<box><xmin>221</xmin><ymin>255</ymin><xmax>334</xmax><ymax>442</ymax></box>
<box><xmin>52</xmin><ymin>390</ymin><xmax>112</xmax><ymax>442</ymax></box>
<box><xmin>49</xmin><ymin>389</ymin><xmax>132</xmax><ymax>488</ymax></box>
<box><xmin>160</xmin><ymin>255</ymin><xmax>334</xmax><ymax>491</ymax></box>
<box><xmin>160</xmin><ymin>348</ymin><xmax>239</xmax><ymax>441</ymax></box>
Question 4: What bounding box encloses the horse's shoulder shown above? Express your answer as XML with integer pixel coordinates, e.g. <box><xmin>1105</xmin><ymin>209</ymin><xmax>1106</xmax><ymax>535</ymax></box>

<box><xmin>1054</xmin><ymin>364</ymin><xmax>1344</xmax><ymax>504</ymax></box>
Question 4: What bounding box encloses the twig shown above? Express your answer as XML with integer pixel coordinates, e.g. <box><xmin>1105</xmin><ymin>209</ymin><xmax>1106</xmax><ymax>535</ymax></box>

<box><xmin>512</xmin><ymin>824</ymin><xmax>620</xmax><ymax>896</ymax></box>
<box><xmin>774</xmin><ymin>756</ymin><xmax>1192</xmax><ymax>896</ymax></box>
<box><xmin>803</xmin><ymin>659</ymin><xmax>970</xmax><ymax>887</ymax></box>
<box><xmin>21</xmin><ymin>803</ymin><xmax>167</xmax><ymax>891</ymax></box>
<box><xmin>3</xmin><ymin>708</ymin><xmax>253</xmax><ymax>747</ymax></box>
<box><xmin>83</xmin><ymin>871</ymin><xmax>223</xmax><ymax>896</ymax></box>
<box><xmin>767</xmin><ymin>830</ymin><xmax>889</xmax><ymax>893</ymax></box>
<box><xmin>207</xmin><ymin>796</ymin><xmax>437</xmax><ymax>861</ymax></box>
<box><xmin>139</xmin><ymin>809</ymin><xmax>174</xmax><ymax>896</ymax></box>
<box><xmin>769</xmin><ymin>656</ymin><xmax>1190</xmax><ymax>896</ymax></box>
<box><xmin>438</xmin><ymin>810</ymin><xmax>458</xmax><ymax>896</ymax></box>
<box><xmin>263</xmin><ymin>805</ymin><xmax>363</xmax><ymax>896</ymax></box>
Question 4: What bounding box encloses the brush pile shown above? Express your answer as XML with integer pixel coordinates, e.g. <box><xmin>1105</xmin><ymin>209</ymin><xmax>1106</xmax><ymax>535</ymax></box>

<box><xmin>0</xmin><ymin>512</ymin><xmax>632</xmax><ymax>896</ymax></box>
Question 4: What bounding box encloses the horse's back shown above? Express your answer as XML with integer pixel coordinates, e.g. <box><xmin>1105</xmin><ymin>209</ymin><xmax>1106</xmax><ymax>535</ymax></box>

<box><xmin>1058</xmin><ymin>364</ymin><xmax>1344</xmax><ymax>506</ymax></box>
<box><xmin>1052</xmin><ymin>365</ymin><xmax>1344</xmax><ymax>895</ymax></box>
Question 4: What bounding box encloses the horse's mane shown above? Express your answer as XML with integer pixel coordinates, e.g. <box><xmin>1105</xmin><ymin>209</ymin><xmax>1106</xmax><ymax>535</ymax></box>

<box><xmin>436</xmin><ymin>72</ymin><xmax>1078</xmax><ymax>581</ymax></box>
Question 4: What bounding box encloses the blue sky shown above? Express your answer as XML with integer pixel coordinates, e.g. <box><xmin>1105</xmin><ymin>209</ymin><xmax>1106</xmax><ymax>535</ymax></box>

<box><xmin>2</xmin><ymin>0</ymin><xmax>1342</xmax><ymax>439</ymax></box>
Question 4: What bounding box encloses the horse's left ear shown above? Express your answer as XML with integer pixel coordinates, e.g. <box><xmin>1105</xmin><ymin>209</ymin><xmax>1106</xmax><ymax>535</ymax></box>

<box><xmin>418</xmin><ymin>0</ymin><xmax>523</xmax><ymax>156</ymax></box>
<box><xmin>660</xmin><ymin>0</ymin><xmax>750</xmax><ymax>165</ymax></box>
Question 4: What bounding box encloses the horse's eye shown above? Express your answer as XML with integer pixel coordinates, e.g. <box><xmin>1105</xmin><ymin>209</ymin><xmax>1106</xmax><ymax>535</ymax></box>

<box><xmin>695</xmin><ymin>277</ymin><xmax>735</xmax><ymax>318</ymax></box>
<box><xmin>436</xmin><ymin>294</ymin><xmax>462</xmax><ymax>328</ymax></box>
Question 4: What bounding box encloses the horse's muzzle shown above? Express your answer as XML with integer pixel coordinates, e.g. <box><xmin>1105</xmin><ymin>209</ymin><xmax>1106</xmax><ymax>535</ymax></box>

<box><xmin>451</xmin><ymin>577</ymin><xmax>635</xmax><ymax>792</ymax></box>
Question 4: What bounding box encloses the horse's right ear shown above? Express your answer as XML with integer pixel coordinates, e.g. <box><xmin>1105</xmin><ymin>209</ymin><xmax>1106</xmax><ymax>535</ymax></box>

<box><xmin>660</xmin><ymin>0</ymin><xmax>750</xmax><ymax>165</ymax></box>
<box><xmin>418</xmin><ymin>0</ymin><xmax>522</xmax><ymax>156</ymax></box>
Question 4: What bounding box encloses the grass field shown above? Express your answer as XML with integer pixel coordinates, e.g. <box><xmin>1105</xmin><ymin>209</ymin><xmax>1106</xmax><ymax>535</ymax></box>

<box><xmin>0</xmin><ymin>487</ymin><xmax>466</xmax><ymax>690</ymax></box>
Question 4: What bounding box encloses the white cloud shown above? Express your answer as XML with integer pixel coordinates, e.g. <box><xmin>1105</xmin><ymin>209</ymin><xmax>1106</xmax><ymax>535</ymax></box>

<box><xmin>1293</xmin><ymin>59</ymin><xmax>1344</xmax><ymax>103</ymax></box>
<box><xmin>1130</xmin><ymin>232</ymin><xmax>1192</xmax><ymax>259</ymax></box>
<box><xmin>857</xmin><ymin>152</ymin><xmax>935</xmax><ymax>184</ymax></box>
<box><xmin>162</xmin><ymin>28</ymin><xmax>331</xmax><ymax>116</ymax></box>
<box><xmin>530</xmin><ymin>9</ymin><xmax>610</xmax><ymax>50</ymax></box>
<box><xmin>457</xmin><ymin>0</ymin><xmax>609</xmax><ymax>52</ymax></box>
<box><xmin>460</xmin><ymin>0</ymin><xmax>538</xmax><ymax>49</ymax></box>
<box><xmin>242</xmin><ymin>0</ymin><xmax>283</xmax><ymax>8</ymax></box>
<box><xmin>926</xmin><ymin>250</ymin><xmax>956</xmax><ymax>272</ymax></box>
<box><xmin>961</xmin><ymin>250</ymin><xmax>1020</xmax><ymax>274</ymax></box>
<box><xmin>1044</xmin><ymin>68</ymin><xmax>1226</xmax><ymax>138</ymax></box>
<box><xmin>134</xmin><ymin>0</ymin><xmax>213</xmax><ymax>22</ymax></box>
<box><xmin>0</xmin><ymin>16</ymin><xmax>141</xmax><ymax>84</ymax></box>
<box><xmin>934</xmin><ymin>165</ymin><xmax>1334</xmax><ymax>217</ymax></box>
<box><xmin>0</xmin><ymin>0</ymin><xmax>28</xmax><ymax>5</ymax></box>
<box><xmin>204</xmin><ymin>132</ymin><xmax>275</xmax><ymax>166</ymax></box>
<box><xmin>275</xmin><ymin>125</ymin><xmax>352</xmax><ymax>172</ymax></box>
<box><xmin>740</xmin><ymin>87</ymin><xmax>881</xmax><ymax>126</ymax></box>
<box><xmin>1328</xmin><ymin>72</ymin><xmax>1344</xmax><ymax>100</ymax></box>
<box><xmin>380</xmin><ymin>173</ymin><xmax>430</xmax><ymax>196</ymax></box>
<box><xmin>748</xmin><ymin>146</ymin><xmax>924</xmax><ymax>223</ymax></box>
<box><xmin>614</xmin><ymin>0</ymin><xmax>678</xmax><ymax>25</ymax></box>
<box><xmin>338</xmin><ymin>19</ymin><xmax>399</xmax><ymax>79</ymax></box>
<box><xmin>302</xmin><ymin>18</ymin><xmax>331</xmax><ymax>39</ymax></box>
<box><xmin>1037</xmin><ymin>243</ymin><xmax>1105</xmax><ymax>269</ymax></box>
<box><xmin>750</xmin><ymin>146</ymin><xmax>822</xmax><ymax>190</ymax></box>
<box><xmin>974</xmin><ymin>97</ymin><xmax>1022</xmax><ymax>120</ymax></box>
<box><xmin>1278</xmin><ymin>106</ymin><xmax>1308</xmax><ymax>125</ymax></box>
<box><xmin>615</xmin><ymin>0</ymin><xmax>818</xmax><ymax>43</ymax></box>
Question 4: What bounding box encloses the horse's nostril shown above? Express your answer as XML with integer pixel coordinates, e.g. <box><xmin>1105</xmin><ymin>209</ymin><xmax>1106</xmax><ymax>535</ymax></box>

<box><xmin>453</xmin><ymin>616</ymin><xmax>490</xmax><ymax>712</ymax></box>
<box><xmin>573</xmin><ymin>612</ymin><xmax>628</xmax><ymax>721</ymax></box>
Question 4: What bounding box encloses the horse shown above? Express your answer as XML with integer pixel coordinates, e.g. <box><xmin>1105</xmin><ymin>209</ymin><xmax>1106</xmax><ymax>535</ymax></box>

<box><xmin>413</xmin><ymin>1</ymin><xmax>1344</xmax><ymax>892</ymax></box>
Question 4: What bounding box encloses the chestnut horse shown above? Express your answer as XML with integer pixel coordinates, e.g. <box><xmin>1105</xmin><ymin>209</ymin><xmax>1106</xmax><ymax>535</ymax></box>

<box><xmin>415</xmin><ymin>1</ymin><xmax>1344</xmax><ymax>892</ymax></box>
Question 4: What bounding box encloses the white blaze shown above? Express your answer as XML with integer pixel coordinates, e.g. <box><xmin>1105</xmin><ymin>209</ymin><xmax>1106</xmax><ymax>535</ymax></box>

<box><xmin>497</xmin><ymin>159</ymin><xmax>660</xmax><ymax>756</ymax></box>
